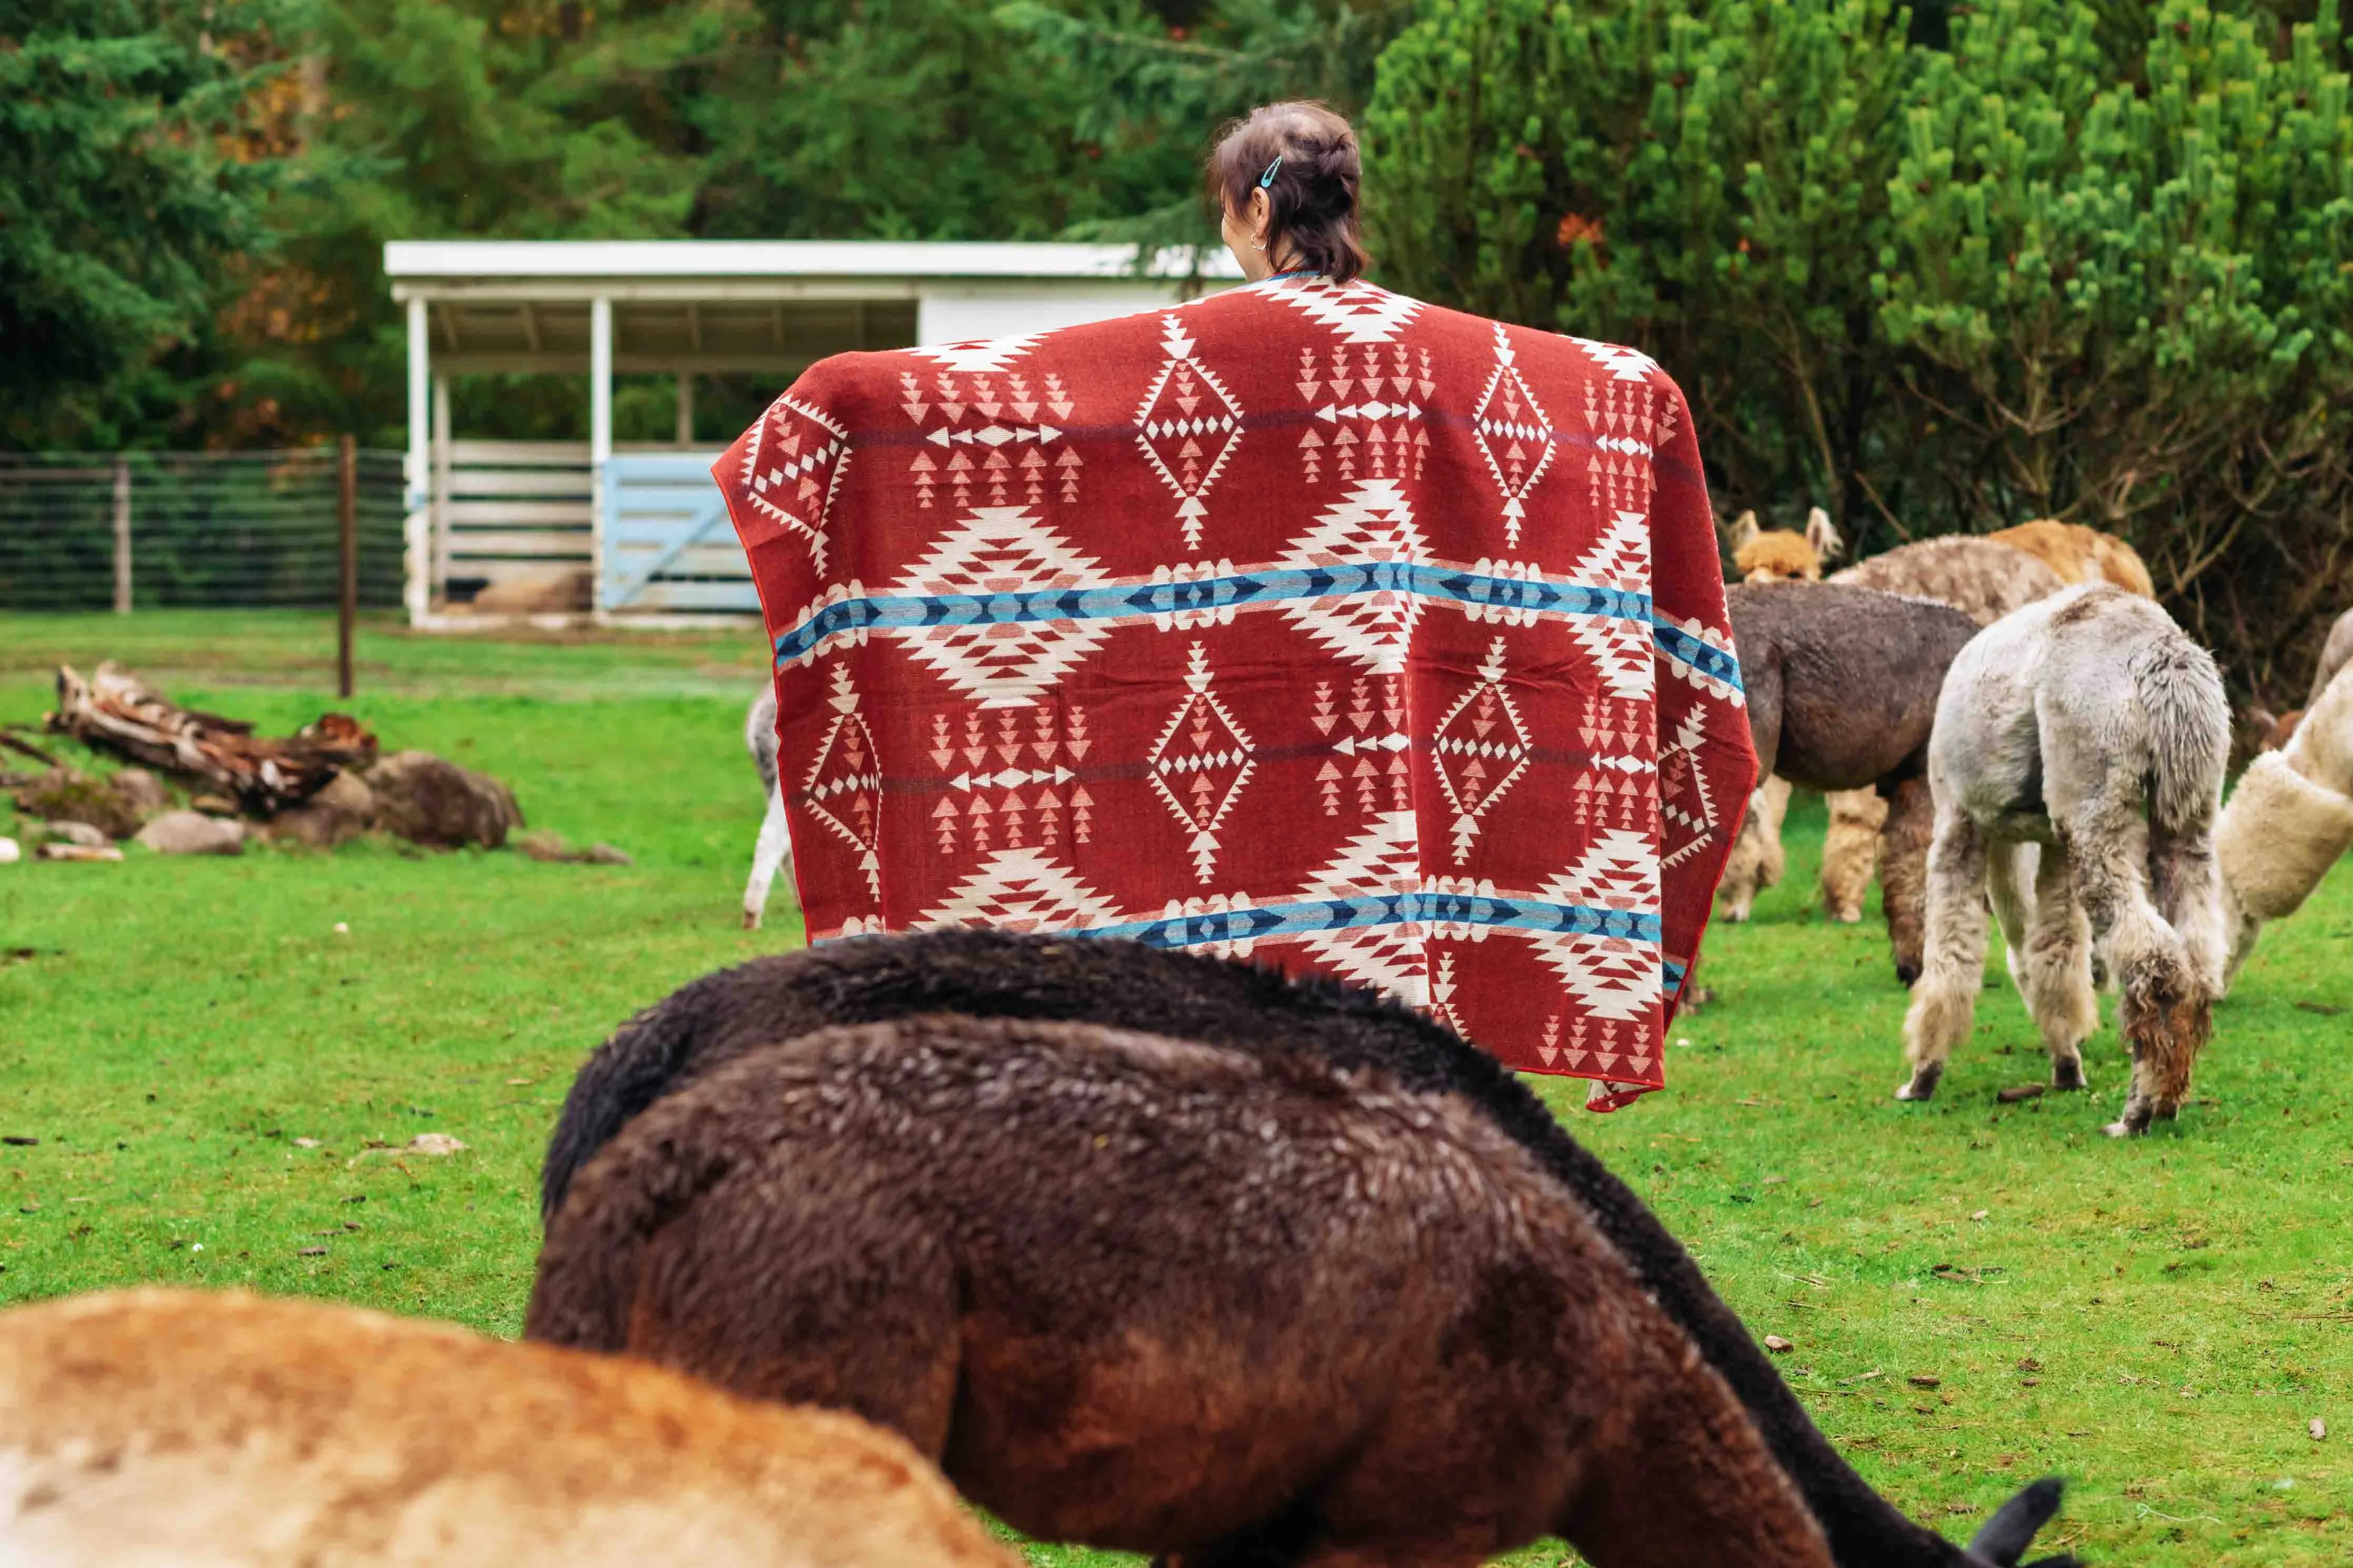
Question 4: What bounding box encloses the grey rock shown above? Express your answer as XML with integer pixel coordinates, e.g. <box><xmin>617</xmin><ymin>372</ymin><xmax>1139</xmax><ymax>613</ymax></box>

<box><xmin>37</xmin><ymin>821</ymin><xmax>110</xmax><ymax>849</ymax></box>
<box><xmin>109</xmin><ymin>768</ymin><xmax>170</xmax><ymax>818</ymax></box>
<box><xmin>135</xmin><ymin>811</ymin><xmax>246</xmax><ymax>856</ymax></box>
<box><xmin>365</xmin><ymin>751</ymin><xmax>522</xmax><ymax>849</ymax></box>
<box><xmin>271</xmin><ymin>770</ymin><xmax>375</xmax><ymax>849</ymax></box>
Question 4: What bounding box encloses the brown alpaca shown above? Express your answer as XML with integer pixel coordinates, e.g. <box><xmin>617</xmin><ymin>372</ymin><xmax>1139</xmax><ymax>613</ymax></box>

<box><xmin>1724</xmin><ymin>581</ymin><xmax>1984</xmax><ymax>982</ymax></box>
<box><xmin>1987</xmin><ymin>520</ymin><xmax>2155</xmax><ymax>598</ymax></box>
<box><xmin>531</xmin><ymin>1016</ymin><xmax>1839</xmax><ymax>1568</ymax></box>
<box><xmin>1725</xmin><ymin>506</ymin><xmax>1840</xmax><ymax>582</ymax></box>
<box><xmin>1802</xmin><ymin>538</ymin><xmax>2072</xmax><ymax>923</ymax></box>
<box><xmin>0</xmin><ymin>1288</ymin><xmax>1017</xmax><ymax>1567</ymax></box>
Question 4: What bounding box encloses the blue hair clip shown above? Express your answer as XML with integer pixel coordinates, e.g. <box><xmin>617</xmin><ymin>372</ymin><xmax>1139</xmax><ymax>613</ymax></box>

<box><xmin>1259</xmin><ymin>154</ymin><xmax>1283</xmax><ymax>189</ymax></box>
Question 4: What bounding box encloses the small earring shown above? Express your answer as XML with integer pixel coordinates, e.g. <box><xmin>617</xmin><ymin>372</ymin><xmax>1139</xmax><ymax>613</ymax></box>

<box><xmin>1250</xmin><ymin>238</ymin><xmax>1266</xmax><ymax>250</ymax></box>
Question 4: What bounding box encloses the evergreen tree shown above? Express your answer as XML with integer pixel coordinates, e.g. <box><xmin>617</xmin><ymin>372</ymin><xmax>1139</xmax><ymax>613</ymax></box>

<box><xmin>0</xmin><ymin>0</ymin><xmax>279</xmax><ymax>447</ymax></box>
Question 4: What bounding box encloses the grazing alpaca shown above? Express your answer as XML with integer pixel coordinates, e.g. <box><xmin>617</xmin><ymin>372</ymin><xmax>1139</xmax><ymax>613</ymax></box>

<box><xmin>1987</xmin><ymin>520</ymin><xmax>2155</xmax><ymax>598</ymax></box>
<box><xmin>1722</xmin><ymin>539</ymin><xmax>2071</xmax><ymax>927</ymax></box>
<box><xmin>742</xmin><ymin>684</ymin><xmax>792</xmax><ymax>930</ymax></box>
<box><xmin>1726</xmin><ymin>505</ymin><xmax>1841</xmax><ymax>582</ymax></box>
<box><xmin>1901</xmin><ymin>587</ymin><xmax>2229</xmax><ymax>1135</ymax></box>
<box><xmin>0</xmin><ymin>1287</ymin><xmax>1017</xmax><ymax>1568</ymax></box>
<box><xmin>532</xmin><ymin>1016</ymin><xmax>1846</xmax><ymax>1568</ymax></box>
<box><xmin>1725</xmin><ymin>582</ymin><xmax>1985</xmax><ymax>982</ymax></box>
<box><xmin>2217</xmin><ymin>658</ymin><xmax>2353</xmax><ymax>981</ymax></box>
<box><xmin>539</xmin><ymin>929</ymin><xmax>2070</xmax><ymax>1568</ymax></box>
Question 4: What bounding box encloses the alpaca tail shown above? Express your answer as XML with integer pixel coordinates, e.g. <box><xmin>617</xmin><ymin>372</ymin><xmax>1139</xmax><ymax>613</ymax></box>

<box><xmin>2134</xmin><ymin>637</ymin><xmax>2230</xmax><ymax>839</ymax></box>
<box><xmin>526</xmin><ymin>1104</ymin><xmax>736</xmax><ymax>1353</ymax></box>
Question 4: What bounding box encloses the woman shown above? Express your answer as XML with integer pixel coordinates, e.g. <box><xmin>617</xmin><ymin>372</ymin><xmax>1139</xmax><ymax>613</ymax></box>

<box><xmin>713</xmin><ymin>99</ymin><xmax>1747</xmax><ymax>1100</ymax></box>
<box><xmin>1208</xmin><ymin>100</ymin><xmax>1370</xmax><ymax>285</ymax></box>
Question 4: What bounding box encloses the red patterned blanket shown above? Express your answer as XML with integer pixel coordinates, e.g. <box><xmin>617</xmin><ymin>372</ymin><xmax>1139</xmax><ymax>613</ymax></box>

<box><xmin>715</xmin><ymin>276</ymin><xmax>1753</xmax><ymax>1104</ymax></box>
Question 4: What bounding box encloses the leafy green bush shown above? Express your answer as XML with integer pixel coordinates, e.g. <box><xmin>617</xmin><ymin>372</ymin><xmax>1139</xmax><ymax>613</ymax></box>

<box><xmin>1365</xmin><ymin>0</ymin><xmax>2353</xmax><ymax>693</ymax></box>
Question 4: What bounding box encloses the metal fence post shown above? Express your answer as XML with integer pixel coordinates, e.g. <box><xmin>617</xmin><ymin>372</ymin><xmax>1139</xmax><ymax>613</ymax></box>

<box><xmin>112</xmin><ymin>457</ymin><xmax>132</xmax><ymax>613</ymax></box>
<box><xmin>338</xmin><ymin>434</ymin><xmax>358</xmax><ymax>698</ymax></box>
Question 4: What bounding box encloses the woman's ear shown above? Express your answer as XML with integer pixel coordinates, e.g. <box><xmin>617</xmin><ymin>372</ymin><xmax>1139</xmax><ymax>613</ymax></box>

<box><xmin>1248</xmin><ymin>186</ymin><xmax>1272</xmax><ymax>241</ymax></box>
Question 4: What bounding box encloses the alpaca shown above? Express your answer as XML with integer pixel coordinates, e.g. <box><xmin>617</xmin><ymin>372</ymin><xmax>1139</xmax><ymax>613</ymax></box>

<box><xmin>1725</xmin><ymin>506</ymin><xmax>1841</xmax><ymax>582</ymax></box>
<box><xmin>1899</xmin><ymin>586</ymin><xmax>2230</xmax><ymax>1135</ymax></box>
<box><xmin>742</xmin><ymin>683</ymin><xmax>792</xmax><ymax>930</ymax></box>
<box><xmin>533</xmin><ymin>1016</ymin><xmax>1833</xmax><ymax>1568</ymax></box>
<box><xmin>1717</xmin><ymin>539</ymin><xmax>2066</xmax><ymax>932</ymax></box>
<box><xmin>539</xmin><ymin>928</ymin><xmax>2071</xmax><ymax>1568</ymax></box>
<box><xmin>0</xmin><ymin>1287</ymin><xmax>1017</xmax><ymax>1568</ymax></box>
<box><xmin>1807</xmin><ymin>538</ymin><xmax>2071</xmax><ymax>923</ymax></box>
<box><xmin>2217</xmin><ymin>657</ymin><xmax>2353</xmax><ymax>981</ymax></box>
<box><xmin>1986</xmin><ymin>520</ymin><xmax>2155</xmax><ymax>598</ymax></box>
<box><xmin>1725</xmin><ymin>582</ymin><xmax>1985</xmax><ymax>982</ymax></box>
<box><xmin>1716</xmin><ymin>774</ymin><xmax>1792</xmax><ymax>923</ymax></box>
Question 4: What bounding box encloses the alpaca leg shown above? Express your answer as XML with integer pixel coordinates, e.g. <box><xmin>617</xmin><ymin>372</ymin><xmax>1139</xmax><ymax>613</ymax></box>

<box><xmin>2153</xmin><ymin>816</ymin><xmax>2229</xmax><ymax>1003</ymax></box>
<box><xmin>1985</xmin><ymin>840</ymin><xmax>2035</xmax><ymax>1012</ymax></box>
<box><xmin>1876</xmin><ymin>776</ymin><xmax>1936</xmax><ymax>986</ymax></box>
<box><xmin>2018</xmin><ymin>842</ymin><xmax>2096</xmax><ymax>1090</ymax></box>
<box><xmin>1898</xmin><ymin>808</ymin><xmax>1988</xmax><ymax>1102</ymax></box>
<box><xmin>2064</xmin><ymin>808</ymin><xmax>2203</xmax><ymax>1136</ymax></box>
<box><xmin>1819</xmin><ymin>787</ymin><xmax>1886</xmax><ymax>924</ymax></box>
<box><xmin>1719</xmin><ymin>776</ymin><xmax>1792</xmax><ymax>923</ymax></box>
<box><xmin>742</xmin><ymin>782</ymin><xmax>793</xmax><ymax>930</ymax></box>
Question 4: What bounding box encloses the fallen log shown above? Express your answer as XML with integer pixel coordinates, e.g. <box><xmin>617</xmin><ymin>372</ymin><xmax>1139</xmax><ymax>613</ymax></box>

<box><xmin>47</xmin><ymin>663</ymin><xmax>376</xmax><ymax>814</ymax></box>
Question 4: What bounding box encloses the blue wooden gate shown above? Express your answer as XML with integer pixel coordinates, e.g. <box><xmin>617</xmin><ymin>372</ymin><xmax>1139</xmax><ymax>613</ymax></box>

<box><xmin>599</xmin><ymin>452</ymin><xmax>760</xmax><ymax>616</ymax></box>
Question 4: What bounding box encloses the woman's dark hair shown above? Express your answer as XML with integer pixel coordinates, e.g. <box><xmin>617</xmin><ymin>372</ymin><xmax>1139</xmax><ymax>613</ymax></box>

<box><xmin>1207</xmin><ymin>101</ymin><xmax>1370</xmax><ymax>285</ymax></box>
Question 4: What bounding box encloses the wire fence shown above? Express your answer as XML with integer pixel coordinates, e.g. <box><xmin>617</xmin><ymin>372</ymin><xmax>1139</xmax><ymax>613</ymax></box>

<box><xmin>0</xmin><ymin>449</ymin><xmax>407</xmax><ymax>612</ymax></box>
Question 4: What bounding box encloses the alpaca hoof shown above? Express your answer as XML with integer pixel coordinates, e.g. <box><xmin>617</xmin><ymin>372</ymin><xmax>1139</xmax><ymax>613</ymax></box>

<box><xmin>1721</xmin><ymin>906</ymin><xmax>1751</xmax><ymax>925</ymax></box>
<box><xmin>1681</xmin><ymin>985</ymin><xmax>1716</xmax><ymax>1014</ymax></box>
<box><xmin>1829</xmin><ymin>909</ymin><xmax>1863</xmax><ymax>925</ymax></box>
<box><xmin>2102</xmin><ymin>1119</ymin><xmax>2138</xmax><ymax>1138</ymax></box>
<box><xmin>2052</xmin><ymin>1059</ymin><xmax>2086</xmax><ymax>1091</ymax></box>
<box><xmin>1896</xmin><ymin>1065</ymin><xmax>1940</xmax><ymax>1102</ymax></box>
<box><xmin>742</xmin><ymin>908</ymin><xmax>762</xmax><ymax>930</ymax></box>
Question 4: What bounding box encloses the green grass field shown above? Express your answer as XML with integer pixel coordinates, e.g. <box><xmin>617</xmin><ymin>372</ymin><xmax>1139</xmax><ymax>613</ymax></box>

<box><xmin>2</xmin><ymin>612</ymin><xmax>2346</xmax><ymax>1565</ymax></box>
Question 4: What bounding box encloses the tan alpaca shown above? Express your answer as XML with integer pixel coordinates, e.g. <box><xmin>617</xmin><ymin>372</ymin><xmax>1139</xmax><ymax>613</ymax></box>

<box><xmin>1725</xmin><ymin>506</ymin><xmax>1841</xmax><ymax>583</ymax></box>
<box><xmin>1987</xmin><ymin>520</ymin><xmax>2155</xmax><ymax>598</ymax></box>
<box><xmin>0</xmin><ymin>1288</ymin><xmax>1018</xmax><ymax>1568</ymax></box>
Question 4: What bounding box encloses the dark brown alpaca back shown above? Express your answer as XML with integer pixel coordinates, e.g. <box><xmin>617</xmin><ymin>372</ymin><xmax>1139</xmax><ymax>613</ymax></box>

<box><xmin>1726</xmin><ymin>581</ymin><xmax>1981</xmax><ymax>791</ymax></box>
<box><xmin>539</xmin><ymin>928</ymin><xmax>2057</xmax><ymax>1568</ymax></box>
<box><xmin>530</xmin><ymin>1016</ymin><xmax>1835</xmax><ymax>1568</ymax></box>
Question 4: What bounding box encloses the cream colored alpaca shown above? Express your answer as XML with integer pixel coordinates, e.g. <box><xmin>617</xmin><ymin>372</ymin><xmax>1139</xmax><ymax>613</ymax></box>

<box><xmin>0</xmin><ymin>1289</ymin><xmax>1017</xmax><ymax>1568</ymax></box>
<box><xmin>2218</xmin><ymin>657</ymin><xmax>2353</xmax><ymax>982</ymax></box>
<box><xmin>1900</xmin><ymin>588</ymin><xmax>2229</xmax><ymax>1136</ymax></box>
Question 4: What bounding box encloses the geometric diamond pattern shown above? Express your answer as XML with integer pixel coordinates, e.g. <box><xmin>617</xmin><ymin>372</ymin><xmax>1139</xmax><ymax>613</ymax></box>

<box><xmin>1148</xmin><ymin>643</ymin><xmax>1255</xmax><ymax>882</ymax></box>
<box><xmin>1135</xmin><ymin>314</ymin><xmax>1244</xmax><ymax>552</ymax></box>
<box><xmin>1472</xmin><ymin>323</ymin><xmax>1558</xmax><ymax>547</ymax></box>
<box><xmin>1275</xmin><ymin>477</ymin><xmax>1426</xmax><ymax>675</ymax></box>
<box><xmin>1433</xmin><ymin>636</ymin><xmax>1533</xmax><ymax>863</ymax></box>
<box><xmin>888</xmin><ymin>507</ymin><xmax>1111</xmax><ymax>708</ymax></box>
<box><xmin>800</xmin><ymin>665</ymin><xmax>883</xmax><ymax>899</ymax></box>
<box><xmin>736</xmin><ymin>394</ymin><xmax>850</xmax><ymax>571</ymax></box>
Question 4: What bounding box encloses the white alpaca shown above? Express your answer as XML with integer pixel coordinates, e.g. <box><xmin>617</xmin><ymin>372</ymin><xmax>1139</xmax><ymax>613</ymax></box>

<box><xmin>1899</xmin><ymin>586</ymin><xmax>2229</xmax><ymax>1136</ymax></box>
<box><xmin>742</xmin><ymin>684</ymin><xmax>793</xmax><ymax>929</ymax></box>
<box><xmin>2217</xmin><ymin>656</ymin><xmax>2353</xmax><ymax>980</ymax></box>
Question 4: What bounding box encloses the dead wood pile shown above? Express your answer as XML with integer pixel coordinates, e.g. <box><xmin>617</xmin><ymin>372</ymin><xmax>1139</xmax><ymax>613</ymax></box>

<box><xmin>47</xmin><ymin>663</ymin><xmax>376</xmax><ymax>814</ymax></box>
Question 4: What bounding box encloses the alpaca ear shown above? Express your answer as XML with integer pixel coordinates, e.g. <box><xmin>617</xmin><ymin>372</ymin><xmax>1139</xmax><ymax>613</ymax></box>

<box><xmin>1804</xmin><ymin>506</ymin><xmax>1843</xmax><ymax>562</ymax></box>
<box><xmin>1967</xmin><ymin>1475</ymin><xmax>2065</xmax><ymax>1566</ymax></box>
<box><xmin>1725</xmin><ymin>510</ymin><xmax>1759</xmax><ymax>550</ymax></box>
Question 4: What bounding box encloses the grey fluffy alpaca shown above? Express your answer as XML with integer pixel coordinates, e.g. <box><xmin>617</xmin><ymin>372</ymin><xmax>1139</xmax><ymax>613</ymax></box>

<box><xmin>1900</xmin><ymin>586</ymin><xmax>2230</xmax><ymax>1135</ymax></box>
<box><xmin>741</xmin><ymin>685</ymin><xmax>792</xmax><ymax>929</ymax></box>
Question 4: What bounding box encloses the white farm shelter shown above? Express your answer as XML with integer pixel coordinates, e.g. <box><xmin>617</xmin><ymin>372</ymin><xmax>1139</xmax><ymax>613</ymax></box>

<box><xmin>386</xmin><ymin>240</ymin><xmax>1239</xmax><ymax>627</ymax></box>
